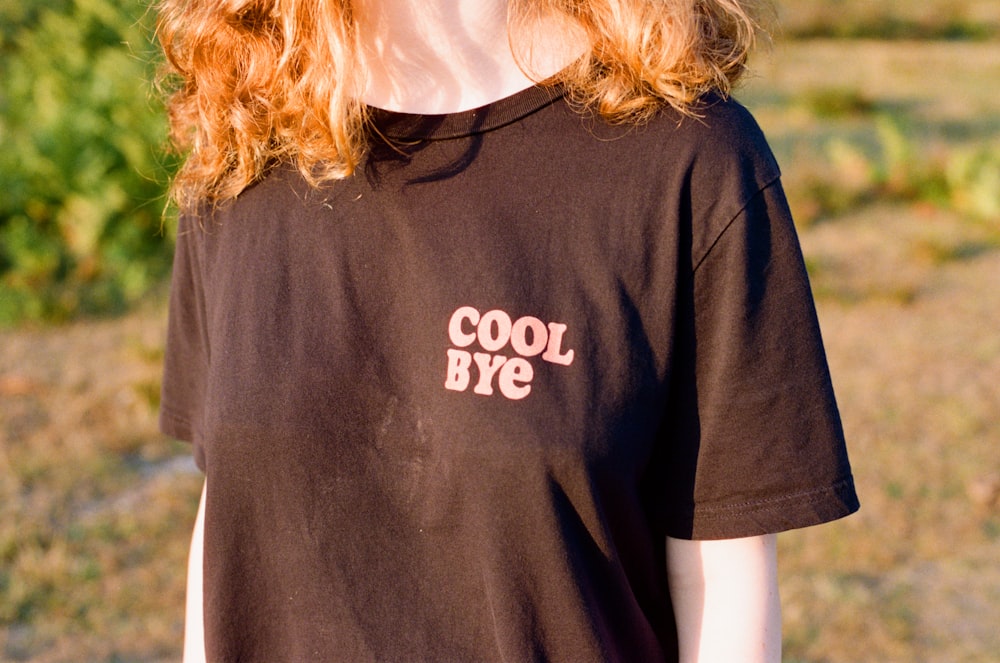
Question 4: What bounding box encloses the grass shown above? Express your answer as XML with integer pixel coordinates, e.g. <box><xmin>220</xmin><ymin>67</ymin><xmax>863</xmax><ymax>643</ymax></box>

<box><xmin>772</xmin><ymin>198</ymin><xmax>1000</xmax><ymax>658</ymax></box>
<box><xmin>727</xmin><ymin>32</ymin><xmax>1000</xmax><ymax>662</ymax></box>
<box><xmin>741</xmin><ymin>39</ymin><xmax>1000</xmax><ymax>227</ymax></box>
<box><xmin>2</xmin><ymin>7</ymin><xmax>1000</xmax><ymax>663</ymax></box>
<box><xmin>1</xmin><ymin>301</ymin><xmax>202</xmax><ymax>662</ymax></box>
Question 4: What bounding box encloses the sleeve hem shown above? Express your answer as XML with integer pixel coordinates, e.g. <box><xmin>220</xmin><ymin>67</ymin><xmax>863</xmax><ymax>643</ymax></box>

<box><xmin>666</xmin><ymin>476</ymin><xmax>860</xmax><ymax>541</ymax></box>
<box><xmin>158</xmin><ymin>405</ymin><xmax>207</xmax><ymax>472</ymax></box>
<box><xmin>159</xmin><ymin>405</ymin><xmax>195</xmax><ymax>443</ymax></box>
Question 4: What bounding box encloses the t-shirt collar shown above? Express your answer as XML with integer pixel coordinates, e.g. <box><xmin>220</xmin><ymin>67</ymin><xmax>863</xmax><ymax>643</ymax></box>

<box><xmin>367</xmin><ymin>83</ymin><xmax>565</xmax><ymax>141</ymax></box>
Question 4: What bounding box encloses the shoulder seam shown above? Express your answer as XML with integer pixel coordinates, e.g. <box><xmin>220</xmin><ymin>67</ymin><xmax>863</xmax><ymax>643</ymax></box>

<box><xmin>691</xmin><ymin>173</ymin><xmax>783</xmax><ymax>272</ymax></box>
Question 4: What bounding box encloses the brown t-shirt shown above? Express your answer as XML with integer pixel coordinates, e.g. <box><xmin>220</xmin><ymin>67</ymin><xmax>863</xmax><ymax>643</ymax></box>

<box><xmin>160</xmin><ymin>86</ymin><xmax>858</xmax><ymax>662</ymax></box>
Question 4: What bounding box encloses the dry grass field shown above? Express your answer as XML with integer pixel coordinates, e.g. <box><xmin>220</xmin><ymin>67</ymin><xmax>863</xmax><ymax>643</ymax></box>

<box><xmin>742</xmin><ymin>38</ymin><xmax>1000</xmax><ymax>662</ymax></box>
<box><xmin>2</xmin><ymin>6</ymin><xmax>1000</xmax><ymax>662</ymax></box>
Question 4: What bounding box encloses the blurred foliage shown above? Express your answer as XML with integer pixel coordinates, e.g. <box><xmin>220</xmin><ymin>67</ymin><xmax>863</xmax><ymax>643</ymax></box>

<box><xmin>0</xmin><ymin>0</ymin><xmax>176</xmax><ymax>325</ymax></box>
<box><xmin>0</xmin><ymin>0</ymin><xmax>997</xmax><ymax>326</ymax></box>
<box><xmin>783</xmin><ymin>15</ymin><xmax>997</xmax><ymax>41</ymax></box>
<box><xmin>787</xmin><ymin>113</ymin><xmax>1000</xmax><ymax>227</ymax></box>
<box><xmin>797</xmin><ymin>87</ymin><xmax>878</xmax><ymax>119</ymax></box>
<box><xmin>776</xmin><ymin>0</ymin><xmax>1000</xmax><ymax>41</ymax></box>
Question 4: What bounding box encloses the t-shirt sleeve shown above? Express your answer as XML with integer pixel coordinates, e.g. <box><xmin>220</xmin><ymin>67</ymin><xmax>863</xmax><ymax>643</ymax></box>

<box><xmin>661</xmin><ymin>179</ymin><xmax>859</xmax><ymax>540</ymax></box>
<box><xmin>159</xmin><ymin>214</ymin><xmax>209</xmax><ymax>471</ymax></box>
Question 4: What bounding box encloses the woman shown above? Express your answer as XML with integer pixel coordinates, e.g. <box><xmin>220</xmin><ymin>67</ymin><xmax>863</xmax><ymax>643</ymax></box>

<box><xmin>157</xmin><ymin>1</ymin><xmax>859</xmax><ymax>661</ymax></box>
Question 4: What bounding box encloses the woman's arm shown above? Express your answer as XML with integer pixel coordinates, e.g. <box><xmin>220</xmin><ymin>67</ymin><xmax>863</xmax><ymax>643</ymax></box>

<box><xmin>183</xmin><ymin>480</ymin><xmax>207</xmax><ymax>663</ymax></box>
<box><xmin>666</xmin><ymin>534</ymin><xmax>781</xmax><ymax>663</ymax></box>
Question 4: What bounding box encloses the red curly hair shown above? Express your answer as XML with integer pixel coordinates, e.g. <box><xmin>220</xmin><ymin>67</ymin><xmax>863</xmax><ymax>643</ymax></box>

<box><xmin>157</xmin><ymin>0</ymin><xmax>767</xmax><ymax>211</ymax></box>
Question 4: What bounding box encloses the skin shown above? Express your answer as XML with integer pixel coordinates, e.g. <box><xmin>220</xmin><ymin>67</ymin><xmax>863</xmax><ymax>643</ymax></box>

<box><xmin>353</xmin><ymin>0</ymin><xmax>584</xmax><ymax>113</ymax></box>
<box><xmin>184</xmin><ymin>483</ymin><xmax>206</xmax><ymax>663</ymax></box>
<box><xmin>667</xmin><ymin>534</ymin><xmax>781</xmax><ymax>663</ymax></box>
<box><xmin>182</xmin><ymin>2</ymin><xmax>783</xmax><ymax>661</ymax></box>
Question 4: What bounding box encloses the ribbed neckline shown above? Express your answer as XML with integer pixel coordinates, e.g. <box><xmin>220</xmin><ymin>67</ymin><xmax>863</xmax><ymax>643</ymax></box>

<box><xmin>368</xmin><ymin>83</ymin><xmax>565</xmax><ymax>141</ymax></box>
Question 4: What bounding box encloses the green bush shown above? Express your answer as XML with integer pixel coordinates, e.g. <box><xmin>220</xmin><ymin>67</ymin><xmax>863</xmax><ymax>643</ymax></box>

<box><xmin>786</xmin><ymin>114</ymin><xmax>1000</xmax><ymax>227</ymax></box>
<box><xmin>0</xmin><ymin>0</ymin><xmax>176</xmax><ymax>324</ymax></box>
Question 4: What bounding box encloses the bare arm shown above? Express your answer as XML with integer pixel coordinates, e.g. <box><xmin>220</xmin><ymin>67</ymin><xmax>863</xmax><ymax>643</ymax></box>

<box><xmin>666</xmin><ymin>534</ymin><xmax>781</xmax><ymax>663</ymax></box>
<box><xmin>183</xmin><ymin>480</ymin><xmax>207</xmax><ymax>663</ymax></box>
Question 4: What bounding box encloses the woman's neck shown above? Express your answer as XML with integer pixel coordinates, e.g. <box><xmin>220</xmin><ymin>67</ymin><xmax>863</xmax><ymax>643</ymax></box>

<box><xmin>353</xmin><ymin>0</ymin><xmax>582</xmax><ymax>113</ymax></box>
